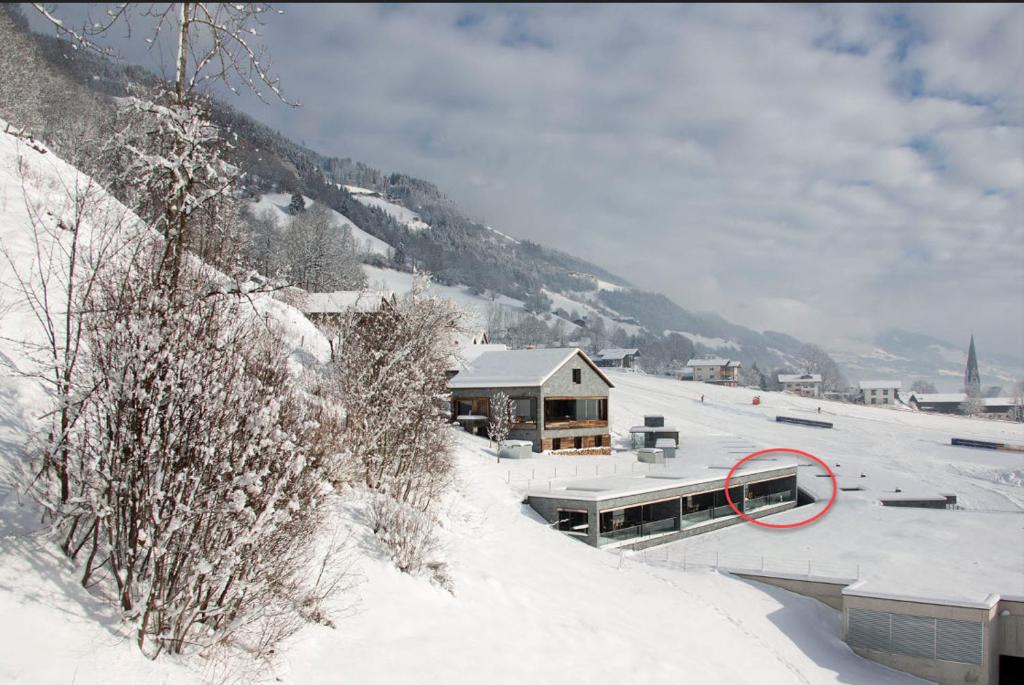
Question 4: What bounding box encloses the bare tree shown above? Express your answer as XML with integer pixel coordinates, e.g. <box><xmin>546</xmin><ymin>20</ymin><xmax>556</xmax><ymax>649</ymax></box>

<box><xmin>796</xmin><ymin>343</ymin><xmax>846</xmax><ymax>392</ymax></box>
<box><xmin>910</xmin><ymin>380</ymin><xmax>938</xmax><ymax>394</ymax></box>
<box><xmin>488</xmin><ymin>391</ymin><xmax>516</xmax><ymax>448</ymax></box>
<box><xmin>283</xmin><ymin>204</ymin><xmax>366</xmax><ymax>292</ymax></box>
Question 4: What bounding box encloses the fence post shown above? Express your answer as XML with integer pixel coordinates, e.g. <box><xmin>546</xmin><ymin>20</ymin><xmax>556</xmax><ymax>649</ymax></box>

<box><xmin>715</xmin><ymin>551</ymin><xmax>719</xmax><ymax>569</ymax></box>
<box><xmin>548</xmin><ymin>480</ymin><xmax>552</xmax><ymax>492</ymax></box>
<box><xmin>614</xmin><ymin>464</ymin><xmax>618</xmax><ymax>474</ymax></box>
<box><xmin>807</xmin><ymin>559</ymin><xmax>812</xmax><ymax>575</ymax></box>
<box><xmin>532</xmin><ymin>468</ymin><xmax>535</xmax><ymax>480</ymax></box>
<box><xmin>856</xmin><ymin>563</ymin><xmax>860</xmax><ymax>579</ymax></box>
<box><xmin>683</xmin><ymin>550</ymin><xmax>687</xmax><ymax>571</ymax></box>
<box><xmin>761</xmin><ymin>555</ymin><xmax>764</xmax><ymax>571</ymax></box>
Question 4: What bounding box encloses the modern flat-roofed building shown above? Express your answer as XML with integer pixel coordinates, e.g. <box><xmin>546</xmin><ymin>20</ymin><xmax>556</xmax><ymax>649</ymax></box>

<box><xmin>859</xmin><ymin>380</ymin><xmax>902</xmax><ymax>405</ymax></box>
<box><xmin>449</xmin><ymin>348</ymin><xmax>613</xmax><ymax>452</ymax></box>
<box><xmin>528</xmin><ymin>462</ymin><xmax>798</xmax><ymax>549</ymax></box>
<box><xmin>779</xmin><ymin>373</ymin><xmax>823</xmax><ymax>398</ymax></box>
<box><xmin>686</xmin><ymin>358</ymin><xmax>742</xmax><ymax>386</ymax></box>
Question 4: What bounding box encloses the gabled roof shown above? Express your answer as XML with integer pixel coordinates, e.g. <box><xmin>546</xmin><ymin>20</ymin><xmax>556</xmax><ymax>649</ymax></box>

<box><xmin>447</xmin><ymin>343</ymin><xmax>509</xmax><ymax>373</ymax></box>
<box><xmin>596</xmin><ymin>347</ymin><xmax>639</xmax><ymax>360</ymax></box>
<box><xmin>303</xmin><ymin>290</ymin><xmax>396</xmax><ymax>314</ymax></box>
<box><xmin>859</xmin><ymin>380</ymin><xmax>902</xmax><ymax>390</ymax></box>
<box><xmin>686</xmin><ymin>357</ymin><xmax>732</xmax><ymax>367</ymax></box>
<box><xmin>448</xmin><ymin>348</ymin><xmax>614</xmax><ymax>389</ymax></box>
<box><xmin>982</xmin><ymin>397</ymin><xmax>1020</xmax><ymax>408</ymax></box>
<box><xmin>778</xmin><ymin>373</ymin><xmax>822</xmax><ymax>383</ymax></box>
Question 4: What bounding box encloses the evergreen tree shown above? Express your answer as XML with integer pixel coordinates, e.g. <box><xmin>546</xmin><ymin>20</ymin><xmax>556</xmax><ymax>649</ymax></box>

<box><xmin>288</xmin><ymin>191</ymin><xmax>306</xmax><ymax>215</ymax></box>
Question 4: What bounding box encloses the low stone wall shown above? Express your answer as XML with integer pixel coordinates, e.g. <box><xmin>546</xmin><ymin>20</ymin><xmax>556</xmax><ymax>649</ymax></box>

<box><xmin>730</xmin><ymin>571</ymin><xmax>851</xmax><ymax>611</ymax></box>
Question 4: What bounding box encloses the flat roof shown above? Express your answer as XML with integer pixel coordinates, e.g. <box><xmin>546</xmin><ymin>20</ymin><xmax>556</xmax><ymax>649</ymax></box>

<box><xmin>529</xmin><ymin>461</ymin><xmax>797</xmax><ymax>502</ymax></box>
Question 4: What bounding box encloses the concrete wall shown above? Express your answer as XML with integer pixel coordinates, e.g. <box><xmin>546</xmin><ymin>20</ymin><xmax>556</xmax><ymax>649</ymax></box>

<box><xmin>999</xmin><ymin>598</ymin><xmax>1024</xmax><ymax>659</ymax></box>
<box><xmin>731</xmin><ymin>572</ymin><xmax>849</xmax><ymax>611</ymax></box>
<box><xmin>842</xmin><ymin>591</ymin><xmax>997</xmax><ymax>685</ymax></box>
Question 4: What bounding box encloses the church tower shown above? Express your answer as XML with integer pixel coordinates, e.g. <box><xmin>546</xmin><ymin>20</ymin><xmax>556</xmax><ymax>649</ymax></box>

<box><xmin>964</xmin><ymin>335</ymin><xmax>981</xmax><ymax>397</ymax></box>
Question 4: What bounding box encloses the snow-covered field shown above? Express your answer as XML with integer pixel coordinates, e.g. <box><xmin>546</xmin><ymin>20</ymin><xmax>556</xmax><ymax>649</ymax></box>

<box><xmin>0</xmin><ymin>123</ymin><xmax>993</xmax><ymax>683</ymax></box>
<box><xmin>249</xmin><ymin>192</ymin><xmax>394</xmax><ymax>257</ymax></box>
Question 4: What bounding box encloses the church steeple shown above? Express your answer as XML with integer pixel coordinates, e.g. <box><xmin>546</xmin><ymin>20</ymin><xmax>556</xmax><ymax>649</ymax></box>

<box><xmin>964</xmin><ymin>335</ymin><xmax>981</xmax><ymax>397</ymax></box>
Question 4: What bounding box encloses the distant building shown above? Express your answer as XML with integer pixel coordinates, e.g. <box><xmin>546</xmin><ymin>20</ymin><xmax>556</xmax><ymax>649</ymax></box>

<box><xmin>593</xmin><ymin>348</ymin><xmax>640</xmax><ymax>369</ymax></box>
<box><xmin>301</xmin><ymin>290</ymin><xmax>398</xmax><ymax>324</ymax></box>
<box><xmin>685</xmin><ymin>358</ymin><xmax>742</xmax><ymax>386</ymax></box>
<box><xmin>907</xmin><ymin>393</ymin><xmax>966</xmax><ymax>414</ymax></box>
<box><xmin>858</xmin><ymin>380</ymin><xmax>902</xmax><ymax>406</ymax></box>
<box><xmin>673</xmin><ymin>366</ymin><xmax>695</xmax><ymax>382</ymax></box>
<box><xmin>446</xmin><ymin>331</ymin><xmax>508</xmax><ymax>381</ymax></box>
<box><xmin>778</xmin><ymin>373</ymin><xmax>822</xmax><ymax>398</ymax></box>
<box><xmin>981</xmin><ymin>397</ymin><xmax>1024</xmax><ymax>422</ymax></box>
<box><xmin>448</xmin><ymin>348</ymin><xmax>614</xmax><ymax>452</ymax></box>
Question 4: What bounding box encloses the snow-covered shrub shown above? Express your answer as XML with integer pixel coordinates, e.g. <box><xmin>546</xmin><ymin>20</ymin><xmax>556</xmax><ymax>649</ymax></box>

<box><xmin>366</xmin><ymin>492</ymin><xmax>438</xmax><ymax>575</ymax></box>
<box><xmin>39</xmin><ymin>242</ymin><xmax>338</xmax><ymax>658</ymax></box>
<box><xmin>328</xmin><ymin>276</ymin><xmax>467</xmax><ymax>513</ymax></box>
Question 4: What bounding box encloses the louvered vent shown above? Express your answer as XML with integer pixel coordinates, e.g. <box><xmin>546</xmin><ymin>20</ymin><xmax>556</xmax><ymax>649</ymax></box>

<box><xmin>848</xmin><ymin>608</ymin><xmax>890</xmax><ymax>652</ymax></box>
<box><xmin>847</xmin><ymin>609</ymin><xmax>983</xmax><ymax>666</ymax></box>
<box><xmin>936</xmin><ymin>618</ymin><xmax>983</xmax><ymax>665</ymax></box>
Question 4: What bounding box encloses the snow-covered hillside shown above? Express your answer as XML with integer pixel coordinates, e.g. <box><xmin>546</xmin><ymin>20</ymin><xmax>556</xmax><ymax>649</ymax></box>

<box><xmin>342</xmin><ymin>185</ymin><xmax>430</xmax><ymax>231</ymax></box>
<box><xmin>250</xmin><ymin>192</ymin><xmax>394</xmax><ymax>257</ymax></box>
<box><xmin>1</xmin><ymin>122</ymin><xmax>931</xmax><ymax>684</ymax></box>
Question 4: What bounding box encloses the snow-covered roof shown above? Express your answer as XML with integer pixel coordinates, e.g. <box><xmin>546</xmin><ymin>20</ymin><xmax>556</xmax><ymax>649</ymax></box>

<box><xmin>858</xmin><ymin>380</ymin><xmax>902</xmax><ymax>390</ymax></box>
<box><xmin>982</xmin><ymin>397</ymin><xmax>1021</xmax><ymax>408</ymax></box>
<box><xmin>909</xmin><ymin>393</ymin><xmax>966</xmax><ymax>404</ymax></box>
<box><xmin>302</xmin><ymin>290</ymin><xmax>396</xmax><ymax>314</ymax></box>
<box><xmin>778</xmin><ymin>374</ymin><xmax>822</xmax><ymax>383</ymax></box>
<box><xmin>686</xmin><ymin>358</ymin><xmax>732</xmax><ymax>367</ymax></box>
<box><xmin>448</xmin><ymin>348</ymin><xmax>614</xmax><ymax>389</ymax></box>
<box><xmin>596</xmin><ymin>348</ymin><xmax>639</xmax><ymax>360</ymax></box>
<box><xmin>447</xmin><ymin>343</ymin><xmax>509</xmax><ymax>373</ymax></box>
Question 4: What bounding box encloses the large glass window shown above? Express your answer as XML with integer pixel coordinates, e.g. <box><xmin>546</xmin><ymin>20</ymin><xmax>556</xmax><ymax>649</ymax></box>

<box><xmin>511</xmin><ymin>398</ymin><xmax>535</xmax><ymax>422</ymax></box>
<box><xmin>598</xmin><ymin>499</ymin><xmax>679</xmax><ymax>545</ymax></box>
<box><xmin>455</xmin><ymin>398</ymin><xmax>489</xmax><ymax>417</ymax></box>
<box><xmin>544</xmin><ymin>398</ymin><xmax>608</xmax><ymax>424</ymax></box>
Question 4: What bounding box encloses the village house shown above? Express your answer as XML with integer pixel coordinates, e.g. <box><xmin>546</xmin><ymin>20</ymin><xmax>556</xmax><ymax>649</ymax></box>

<box><xmin>446</xmin><ymin>331</ymin><xmax>508</xmax><ymax>381</ymax></box>
<box><xmin>593</xmin><ymin>348</ymin><xmax>640</xmax><ymax>369</ymax></box>
<box><xmin>448</xmin><ymin>348</ymin><xmax>613</xmax><ymax>453</ymax></box>
<box><xmin>686</xmin><ymin>358</ymin><xmax>742</xmax><ymax>386</ymax></box>
<box><xmin>301</xmin><ymin>290</ymin><xmax>398</xmax><ymax>326</ymax></box>
<box><xmin>907</xmin><ymin>392</ymin><xmax>966</xmax><ymax>414</ymax></box>
<box><xmin>778</xmin><ymin>373</ymin><xmax>822</xmax><ymax>398</ymax></box>
<box><xmin>858</xmin><ymin>380</ymin><xmax>901</xmax><ymax>405</ymax></box>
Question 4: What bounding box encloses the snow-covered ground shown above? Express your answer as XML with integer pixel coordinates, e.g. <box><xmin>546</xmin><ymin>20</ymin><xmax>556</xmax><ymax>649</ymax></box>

<box><xmin>249</xmin><ymin>192</ymin><xmax>394</xmax><ymax>257</ymax></box>
<box><xmin>349</xmin><ymin>192</ymin><xmax>430</xmax><ymax>232</ymax></box>
<box><xmin>598</xmin><ymin>371</ymin><xmax>1023</xmax><ymax>600</ymax></box>
<box><xmin>0</xmin><ymin>123</ymin><xmax>965</xmax><ymax>683</ymax></box>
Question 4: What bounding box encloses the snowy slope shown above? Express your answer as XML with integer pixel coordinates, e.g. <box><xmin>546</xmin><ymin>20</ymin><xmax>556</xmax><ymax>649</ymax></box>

<box><xmin>0</xmin><ymin>124</ymin><xmax>933</xmax><ymax>684</ymax></box>
<box><xmin>279</xmin><ymin>432</ymin><xmax>925</xmax><ymax>685</ymax></box>
<box><xmin>364</xmin><ymin>265</ymin><xmax>526</xmax><ymax>328</ymax></box>
<box><xmin>347</xmin><ymin>191</ymin><xmax>430</xmax><ymax>232</ymax></box>
<box><xmin>250</xmin><ymin>192</ymin><xmax>393</xmax><ymax>257</ymax></box>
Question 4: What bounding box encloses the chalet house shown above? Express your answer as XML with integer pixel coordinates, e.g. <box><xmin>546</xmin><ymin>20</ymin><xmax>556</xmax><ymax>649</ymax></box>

<box><xmin>982</xmin><ymin>397</ymin><xmax>1024</xmax><ymax>421</ymax></box>
<box><xmin>778</xmin><ymin>373</ymin><xmax>822</xmax><ymax>398</ymax></box>
<box><xmin>448</xmin><ymin>348</ymin><xmax>614</xmax><ymax>453</ymax></box>
<box><xmin>686</xmin><ymin>358</ymin><xmax>741</xmax><ymax>386</ymax></box>
<box><xmin>593</xmin><ymin>348</ymin><xmax>640</xmax><ymax>369</ymax></box>
<box><xmin>446</xmin><ymin>332</ymin><xmax>509</xmax><ymax>381</ymax></box>
<box><xmin>858</xmin><ymin>380</ymin><xmax>901</xmax><ymax>406</ymax></box>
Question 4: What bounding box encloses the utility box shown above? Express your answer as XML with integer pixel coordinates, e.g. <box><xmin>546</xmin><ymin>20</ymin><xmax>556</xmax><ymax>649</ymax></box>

<box><xmin>655</xmin><ymin>438</ymin><xmax>677</xmax><ymax>459</ymax></box>
<box><xmin>498</xmin><ymin>440</ymin><xmax>534</xmax><ymax>460</ymax></box>
<box><xmin>637</xmin><ymin>448</ymin><xmax>664</xmax><ymax>464</ymax></box>
<box><xmin>644</xmin><ymin>415</ymin><xmax>665</xmax><ymax>428</ymax></box>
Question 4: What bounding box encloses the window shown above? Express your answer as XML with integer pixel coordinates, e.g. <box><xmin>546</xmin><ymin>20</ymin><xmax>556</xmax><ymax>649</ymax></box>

<box><xmin>455</xmin><ymin>398</ymin><xmax>489</xmax><ymax>417</ymax></box>
<box><xmin>575</xmin><ymin>398</ymin><xmax>608</xmax><ymax>421</ymax></box>
<box><xmin>572</xmin><ymin>368</ymin><xmax>582</xmax><ymax>384</ymax></box>
<box><xmin>595</xmin><ymin>434</ymin><xmax>603</xmax><ymax>447</ymax></box>
<box><xmin>574</xmin><ymin>436</ymin><xmax>583</xmax><ymax>449</ymax></box>
<box><xmin>545</xmin><ymin>398</ymin><xmax>608</xmax><ymax>423</ymax></box>
<box><xmin>557</xmin><ymin>510</ymin><xmax>589</xmax><ymax>536</ymax></box>
<box><xmin>511</xmin><ymin>398</ymin><xmax>535</xmax><ymax>423</ymax></box>
<box><xmin>552</xmin><ymin>438</ymin><xmax>562</xmax><ymax>450</ymax></box>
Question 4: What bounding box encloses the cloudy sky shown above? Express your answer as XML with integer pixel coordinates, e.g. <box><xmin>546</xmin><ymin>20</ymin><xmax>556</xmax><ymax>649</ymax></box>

<box><xmin>35</xmin><ymin>4</ymin><xmax>1024</xmax><ymax>358</ymax></box>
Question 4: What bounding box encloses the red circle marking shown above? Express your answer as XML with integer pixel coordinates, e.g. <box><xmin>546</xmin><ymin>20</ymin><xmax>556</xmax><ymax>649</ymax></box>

<box><xmin>724</xmin><ymin>448</ymin><xmax>837</xmax><ymax>529</ymax></box>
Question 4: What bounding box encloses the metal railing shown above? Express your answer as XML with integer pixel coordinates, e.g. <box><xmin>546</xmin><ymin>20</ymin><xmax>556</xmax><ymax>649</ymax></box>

<box><xmin>598</xmin><ymin>516</ymin><xmax>679</xmax><ymax>546</ymax></box>
<box><xmin>617</xmin><ymin>547</ymin><xmax>861</xmax><ymax>580</ymax></box>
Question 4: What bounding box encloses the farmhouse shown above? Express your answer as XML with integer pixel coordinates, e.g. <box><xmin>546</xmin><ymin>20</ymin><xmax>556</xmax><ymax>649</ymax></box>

<box><xmin>858</xmin><ymin>380</ymin><xmax>902</xmax><ymax>405</ymax></box>
<box><xmin>528</xmin><ymin>462</ymin><xmax>798</xmax><ymax>549</ymax></box>
<box><xmin>302</xmin><ymin>290</ymin><xmax>398</xmax><ymax>325</ymax></box>
<box><xmin>448</xmin><ymin>348</ymin><xmax>614</xmax><ymax>453</ymax></box>
<box><xmin>779</xmin><ymin>373</ymin><xmax>822</xmax><ymax>398</ymax></box>
<box><xmin>686</xmin><ymin>358</ymin><xmax>742</xmax><ymax>386</ymax></box>
<box><xmin>446</xmin><ymin>331</ymin><xmax>508</xmax><ymax>380</ymax></box>
<box><xmin>908</xmin><ymin>392</ymin><xmax>967</xmax><ymax>414</ymax></box>
<box><xmin>981</xmin><ymin>397</ymin><xmax>1024</xmax><ymax>421</ymax></box>
<box><xmin>593</xmin><ymin>348</ymin><xmax>640</xmax><ymax>369</ymax></box>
